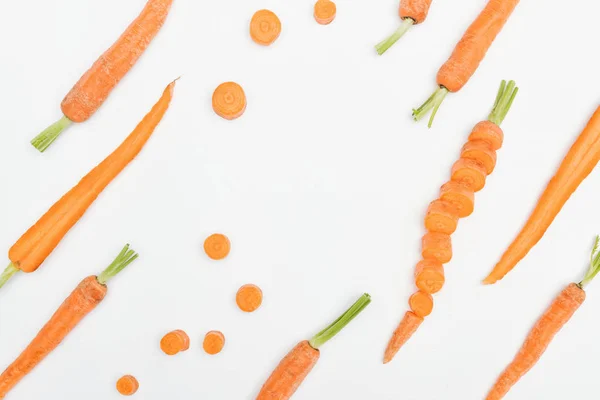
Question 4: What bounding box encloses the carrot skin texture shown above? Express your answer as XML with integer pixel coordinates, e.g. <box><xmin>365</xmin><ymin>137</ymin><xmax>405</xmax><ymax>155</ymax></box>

<box><xmin>383</xmin><ymin>312</ymin><xmax>423</xmax><ymax>363</ymax></box>
<box><xmin>399</xmin><ymin>0</ymin><xmax>432</xmax><ymax>24</ymax></box>
<box><xmin>0</xmin><ymin>277</ymin><xmax>106</xmax><ymax>398</ymax></box>
<box><xmin>256</xmin><ymin>341</ymin><xmax>320</xmax><ymax>400</ymax></box>
<box><xmin>10</xmin><ymin>81</ymin><xmax>175</xmax><ymax>274</ymax></box>
<box><xmin>486</xmin><ymin>284</ymin><xmax>585</xmax><ymax>400</ymax></box>
<box><xmin>485</xmin><ymin>107</ymin><xmax>600</xmax><ymax>284</ymax></box>
<box><xmin>61</xmin><ymin>0</ymin><xmax>173</xmax><ymax>122</ymax></box>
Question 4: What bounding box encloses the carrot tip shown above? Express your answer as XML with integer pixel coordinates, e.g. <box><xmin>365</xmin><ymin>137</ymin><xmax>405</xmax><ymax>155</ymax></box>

<box><xmin>375</xmin><ymin>18</ymin><xmax>414</xmax><ymax>55</ymax></box>
<box><xmin>30</xmin><ymin>115</ymin><xmax>73</xmax><ymax>153</ymax></box>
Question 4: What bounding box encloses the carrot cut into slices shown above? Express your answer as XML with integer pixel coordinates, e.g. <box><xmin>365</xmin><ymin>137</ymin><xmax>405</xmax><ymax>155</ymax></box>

<box><xmin>451</xmin><ymin>158</ymin><xmax>488</xmax><ymax>192</ymax></box>
<box><xmin>160</xmin><ymin>330</ymin><xmax>190</xmax><ymax>355</ymax></box>
<box><xmin>314</xmin><ymin>0</ymin><xmax>336</xmax><ymax>25</ymax></box>
<box><xmin>469</xmin><ymin>121</ymin><xmax>504</xmax><ymax>150</ymax></box>
<box><xmin>421</xmin><ymin>232</ymin><xmax>452</xmax><ymax>264</ymax></box>
<box><xmin>116</xmin><ymin>375</ymin><xmax>139</xmax><ymax>396</ymax></box>
<box><xmin>414</xmin><ymin>259</ymin><xmax>445</xmax><ymax>294</ymax></box>
<box><xmin>424</xmin><ymin>199</ymin><xmax>459</xmax><ymax>235</ymax></box>
<box><xmin>203</xmin><ymin>331</ymin><xmax>226</xmax><ymax>355</ymax></box>
<box><xmin>409</xmin><ymin>291</ymin><xmax>434</xmax><ymax>317</ymax></box>
<box><xmin>440</xmin><ymin>181</ymin><xmax>475</xmax><ymax>218</ymax></box>
<box><xmin>400</xmin><ymin>0</ymin><xmax>432</xmax><ymax>24</ymax></box>
<box><xmin>461</xmin><ymin>140</ymin><xmax>497</xmax><ymax>174</ymax></box>
<box><xmin>250</xmin><ymin>10</ymin><xmax>281</xmax><ymax>46</ymax></box>
<box><xmin>236</xmin><ymin>284</ymin><xmax>263</xmax><ymax>312</ymax></box>
<box><xmin>383</xmin><ymin>311</ymin><xmax>423</xmax><ymax>364</ymax></box>
<box><xmin>204</xmin><ymin>233</ymin><xmax>231</xmax><ymax>260</ymax></box>
<box><xmin>212</xmin><ymin>82</ymin><xmax>246</xmax><ymax>120</ymax></box>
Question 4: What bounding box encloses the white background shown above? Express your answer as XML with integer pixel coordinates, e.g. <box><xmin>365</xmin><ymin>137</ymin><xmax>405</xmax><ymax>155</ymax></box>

<box><xmin>1</xmin><ymin>0</ymin><xmax>600</xmax><ymax>399</ymax></box>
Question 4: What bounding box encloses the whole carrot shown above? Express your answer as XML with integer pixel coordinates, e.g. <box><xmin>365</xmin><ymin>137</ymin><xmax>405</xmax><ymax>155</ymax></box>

<box><xmin>484</xmin><ymin>107</ymin><xmax>600</xmax><ymax>284</ymax></box>
<box><xmin>256</xmin><ymin>294</ymin><xmax>371</xmax><ymax>400</ymax></box>
<box><xmin>485</xmin><ymin>236</ymin><xmax>600</xmax><ymax>399</ymax></box>
<box><xmin>413</xmin><ymin>0</ymin><xmax>520</xmax><ymax>127</ymax></box>
<box><xmin>0</xmin><ymin>81</ymin><xmax>175</xmax><ymax>291</ymax></box>
<box><xmin>375</xmin><ymin>0</ymin><xmax>434</xmax><ymax>55</ymax></box>
<box><xmin>30</xmin><ymin>0</ymin><xmax>173</xmax><ymax>152</ymax></box>
<box><xmin>0</xmin><ymin>245</ymin><xmax>138</xmax><ymax>398</ymax></box>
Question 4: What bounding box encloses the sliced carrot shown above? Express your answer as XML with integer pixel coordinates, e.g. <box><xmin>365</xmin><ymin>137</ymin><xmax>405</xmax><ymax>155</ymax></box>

<box><xmin>204</xmin><ymin>233</ymin><xmax>231</xmax><ymax>260</ymax></box>
<box><xmin>461</xmin><ymin>140</ymin><xmax>497</xmax><ymax>174</ymax></box>
<box><xmin>408</xmin><ymin>291</ymin><xmax>434</xmax><ymax>317</ymax></box>
<box><xmin>469</xmin><ymin>120</ymin><xmax>504</xmax><ymax>150</ymax></box>
<box><xmin>414</xmin><ymin>259</ymin><xmax>445</xmax><ymax>294</ymax></box>
<box><xmin>440</xmin><ymin>181</ymin><xmax>475</xmax><ymax>218</ymax></box>
<box><xmin>383</xmin><ymin>311</ymin><xmax>423</xmax><ymax>364</ymax></box>
<box><xmin>160</xmin><ymin>330</ymin><xmax>190</xmax><ymax>356</ymax></box>
<box><xmin>421</xmin><ymin>232</ymin><xmax>452</xmax><ymax>264</ymax></box>
<box><xmin>314</xmin><ymin>0</ymin><xmax>336</xmax><ymax>25</ymax></box>
<box><xmin>236</xmin><ymin>284</ymin><xmax>263</xmax><ymax>312</ymax></box>
<box><xmin>212</xmin><ymin>82</ymin><xmax>247</xmax><ymax>120</ymax></box>
<box><xmin>250</xmin><ymin>10</ymin><xmax>281</xmax><ymax>46</ymax></box>
<box><xmin>424</xmin><ymin>199</ymin><xmax>459</xmax><ymax>235</ymax></box>
<box><xmin>116</xmin><ymin>375</ymin><xmax>139</xmax><ymax>396</ymax></box>
<box><xmin>203</xmin><ymin>331</ymin><xmax>226</xmax><ymax>355</ymax></box>
<box><xmin>451</xmin><ymin>158</ymin><xmax>488</xmax><ymax>192</ymax></box>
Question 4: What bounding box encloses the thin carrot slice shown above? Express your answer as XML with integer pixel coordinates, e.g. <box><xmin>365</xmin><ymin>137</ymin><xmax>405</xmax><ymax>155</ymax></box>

<box><xmin>424</xmin><ymin>199</ymin><xmax>459</xmax><ymax>235</ymax></box>
<box><xmin>440</xmin><ymin>181</ymin><xmax>475</xmax><ymax>218</ymax></box>
<box><xmin>236</xmin><ymin>284</ymin><xmax>263</xmax><ymax>312</ymax></box>
<box><xmin>451</xmin><ymin>158</ymin><xmax>487</xmax><ymax>192</ymax></box>
<box><xmin>461</xmin><ymin>140</ymin><xmax>497</xmax><ymax>174</ymax></box>
<box><xmin>469</xmin><ymin>120</ymin><xmax>504</xmax><ymax>150</ymax></box>
<box><xmin>203</xmin><ymin>331</ymin><xmax>226</xmax><ymax>355</ymax></box>
<box><xmin>421</xmin><ymin>232</ymin><xmax>452</xmax><ymax>264</ymax></box>
<box><xmin>414</xmin><ymin>259</ymin><xmax>445</xmax><ymax>294</ymax></box>
<box><xmin>408</xmin><ymin>291</ymin><xmax>434</xmax><ymax>317</ymax></box>
<box><xmin>250</xmin><ymin>10</ymin><xmax>281</xmax><ymax>46</ymax></box>
<box><xmin>314</xmin><ymin>0</ymin><xmax>336</xmax><ymax>25</ymax></box>
<box><xmin>383</xmin><ymin>311</ymin><xmax>423</xmax><ymax>364</ymax></box>
<box><xmin>160</xmin><ymin>330</ymin><xmax>190</xmax><ymax>356</ymax></box>
<box><xmin>204</xmin><ymin>233</ymin><xmax>231</xmax><ymax>260</ymax></box>
<box><xmin>212</xmin><ymin>82</ymin><xmax>246</xmax><ymax>120</ymax></box>
<box><xmin>116</xmin><ymin>375</ymin><xmax>139</xmax><ymax>396</ymax></box>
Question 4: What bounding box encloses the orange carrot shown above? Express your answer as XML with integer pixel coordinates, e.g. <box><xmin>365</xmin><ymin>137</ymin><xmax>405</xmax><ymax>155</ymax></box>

<box><xmin>486</xmin><ymin>236</ymin><xmax>600</xmax><ymax>399</ymax></box>
<box><xmin>414</xmin><ymin>259</ymin><xmax>445</xmax><ymax>294</ymax></box>
<box><xmin>314</xmin><ymin>0</ymin><xmax>336</xmax><ymax>25</ymax></box>
<box><xmin>160</xmin><ymin>330</ymin><xmax>190</xmax><ymax>356</ymax></box>
<box><xmin>440</xmin><ymin>181</ymin><xmax>475</xmax><ymax>218</ymax></box>
<box><xmin>203</xmin><ymin>233</ymin><xmax>231</xmax><ymax>260</ymax></box>
<box><xmin>451</xmin><ymin>158</ymin><xmax>487</xmax><ymax>192</ymax></box>
<box><xmin>383</xmin><ymin>311</ymin><xmax>423</xmax><ymax>364</ymax></box>
<box><xmin>236</xmin><ymin>284</ymin><xmax>263</xmax><ymax>312</ymax></box>
<box><xmin>212</xmin><ymin>82</ymin><xmax>247</xmax><ymax>120</ymax></box>
<box><xmin>30</xmin><ymin>0</ymin><xmax>174</xmax><ymax>152</ymax></box>
<box><xmin>412</xmin><ymin>0</ymin><xmax>520</xmax><ymax>127</ymax></box>
<box><xmin>116</xmin><ymin>375</ymin><xmax>139</xmax><ymax>396</ymax></box>
<box><xmin>0</xmin><ymin>245</ymin><xmax>138</xmax><ymax>398</ymax></box>
<box><xmin>0</xmin><ymin>81</ymin><xmax>175</xmax><ymax>291</ymax></box>
<box><xmin>424</xmin><ymin>199</ymin><xmax>459</xmax><ymax>235</ymax></box>
<box><xmin>203</xmin><ymin>331</ymin><xmax>226</xmax><ymax>355</ymax></box>
<box><xmin>409</xmin><ymin>291</ymin><xmax>434</xmax><ymax>317</ymax></box>
<box><xmin>250</xmin><ymin>10</ymin><xmax>281</xmax><ymax>46</ymax></box>
<box><xmin>421</xmin><ymin>232</ymin><xmax>452</xmax><ymax>264</ymax></box>
<box><xmin>461</xmin><ymin>140</ymin><xmax>497</xmax><ymax>174</ymax></box>
<box><xmin>375</xmin><ymin>0</ymin><xmax>434</xmax><ymax>55</ymax></box>
<box><xmin>484</xmin><ymin>107</ymin><xmax>600</xmax><ymax>284</ymax></box>
<box><xmin>469</xmin><ymin>120</ymin><xmax>504</xmax><ymax>150</ymax></box>
<box><xmin>257</xmin><ymin>294</ymin><xmax>371</xmax><ymax>400</ymax></box>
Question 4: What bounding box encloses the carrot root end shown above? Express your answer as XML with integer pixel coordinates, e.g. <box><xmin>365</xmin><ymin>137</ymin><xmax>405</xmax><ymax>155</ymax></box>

<box><xmin>0</xmin><ymin>262</ymin><xmax>19</xmax><ymax>290</ymax></box>
<box><xmin>30</xmin><ymin>115</ymin><xmax>73</xmax><ymax>153</ymax></box>
<box><xmin>375</xmin><ymin>18</ymin><xmax>414</xmax><ymax>55</ymax></box>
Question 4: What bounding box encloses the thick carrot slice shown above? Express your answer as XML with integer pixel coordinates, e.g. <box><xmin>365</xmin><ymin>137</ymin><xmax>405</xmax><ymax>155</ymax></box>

<box><xmin>314</xmin><ymin>0</ymin><xmax>336</xmax><ymax>25</ymax></box>
<box><xmin>212</xmin><ymin>82</ymin><xmax>247</xmax><ymax>120</ymax></box>
<box><xmin>383</xmin><ymin>311</ymin><xmax>423</xmax><ymax>364</ymax></box>
<box><xmin>116</xmin><ymin>375</ymin><xmax>139</xmax><ymax>396</ymax></box>
<box><xmin>409</xmin><ymin>291</ymin><xmax>434</xmax><ymax>317</ymax></box>
<box><xmin>414</xmin><ymin>259</ymin><xmax>445</xmax><ymax>294</ymax></box>
<box><xmin>451</xmin><ymin>158</ymin><xmax>487</xmax><ymax>192</ymax></box>
<box><xmin>424</xmin><ymin>199</ymin><xmax>459</xmax><ymax>235</ymax></box>
<box><xmin>236</xmin><ymin>284</ymin><xmax>263</xmax><ymax>312</ymax></box>
<box><xmin>250</xmin><ymin>10</ymin><xmax>281</xmax><ymax>46</ymax></box>
<box><xmin>469</xmin><ymin>120</ymin><xmax>504</xmax><ymax>150</ymax></box>
<box><xmin>160</xmin><ymin>330</ymin><xmax>190</xmax><ymax>356</ymax></box>
<box><xmin>440</xmin><ymin>181</ymin><xmax>475</xmax><ymax>218</ymax></box>
<box><xmin>421</xmin><ymin>232</ymin><xmax>452</xmax><ymax>264</ymax></box>
<box><xmin>461</xmin><ymin>140</ymin><xmax>497</xmax><ymax>174</ymax></box>
<box><xmin>203</xmin><ymin>331</ymin><xmax>226</xmax><ymax>355</ymax></box>
<box><xmin>203</xmin><ymin>233</ymin><xmax>231</xmax><ymax>260</ymax></box>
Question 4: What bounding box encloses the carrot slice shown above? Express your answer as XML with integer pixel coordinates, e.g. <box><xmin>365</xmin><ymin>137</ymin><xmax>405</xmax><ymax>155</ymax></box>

<box><xmin>440</xmin><ymin>181</ymin><xmax>475</xmax><ymax>218</ymax></box>
<box><xmin>212</xmin><ymin>82</ymin><xmax>246</xmax><ymax>120</ymax></box>
<box><xmin>469</xmin><ymin>120</ymin><xmax>504</xmax><ymax>150</ymax></box>
<box><xmin>421</xmin><ymin>232</ymin><xmax>452</xmax><ymax>264</ymax></box>
<box><xmin>424</xmin><ymin>199</ymin><xmax>459</xmax><ymax>235</ymax></box>
<box><xmin>451</xmin><ymin>158</ymin><xmax>488</xmax><ymax>192</ymax></box>
<box><xmin>160</xmin><ymin>330</ymin><xmax>190</xmax><ymax>356</ymax></box>
<box><xmin>314</xmin><ymin>0</ymin><xmax>336</xmax><ymax>25</ymax></box>
<box><xmin>409</xmin><ymin>291</ymin><xmax>434</xmax><ymax>317</ymax></box>
<box><xmin>383</xmin><ymin>311</ymin><xmax>423</xmax><ymax>364</ymax></box>
<box><xmin>414</xmin><ymin>259</ymin><xmax>445</xmax><ymax>294</ymax></box>
<box><xmin>236</xmin><ymin>284</ymin><xmax>263</xmax><ymax>312</ymax></box>
<box><xmin>461</xmin><ymin>140</ymin><xmax>497</xmax><ymax>174</ymax></box>
<box><xmin>204</xmin><ymin>233</ymin><xmax>231</xmax><ymax>260</ymax></box>
<box><xmin>203</xmin><ymin>331</ymin><xmax>226</xmax><ymax>355</ymax></box>
<box><xmin>116</xmin><ymin>375</ymin><xmax>139</xmax><ymax>396</ymax></box>
<box><xmin>250</xmin><ymin>10</ymin><xmax>281</xmax><ymax>46</ymax></box>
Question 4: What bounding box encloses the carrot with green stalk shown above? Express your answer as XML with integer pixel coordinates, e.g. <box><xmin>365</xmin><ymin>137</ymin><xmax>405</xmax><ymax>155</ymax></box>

<box><xmin>375</xmin><ymin>0</ymin><xmax>434</xmax><ymax>55</ymax></box>
<box><xmin>0</xmin><ymin>245</ymin><xmax>138</xmax><ymax>398</ymax></box>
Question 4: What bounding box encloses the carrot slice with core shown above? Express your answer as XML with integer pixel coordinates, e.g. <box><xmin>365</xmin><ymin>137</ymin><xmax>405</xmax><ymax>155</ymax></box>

<box><xmin>236</xmin><ymin>284</ymin><xmax>263</xmax><ymax>312</ymax></box>
<box><xmin>203</xmin><ymin>331</ymin><xmax>226</xmax><ymax>355</ymax></box>
<box><xmin>314</xmin><ymin>0</ymin><xmax>336</xmax><ymax>25</ymax></box>
<box><xmin>160</xmin><ymin>330</ymin><xmax>190</xmax><ymax>356</ymax></box>
<box><xmin>212</xmin><ymin>82</ymin><xmax>246</xmax><ymax>120</ymax></box>
<box><xmin>461</xmin><ymin>140</ymin><xmax>497</xmax><ymax>174</ymax></box>
<box><xmin>409</xmin><ymin>291</ymin><xmax>434</xmax><ymax>317</ymax></box>
<box><xmin>451</xmin><ymin>158</ymin><xmax>487</xmax><ymax>192</ymax></box>
<box><xmin>414</xmin><ymin>259</ymin><xmax>445</xmax><ymax>294</ymax></box>
<box><xmin>424</xmin><ymin>199</ymin><xmax>459</xmax><ymax>235</ymax></box>
<box><xmin>204</xmin><ymin>233</ymin><xmax>231</xmax><ymax>260</ymax></box>
<box><xmin>421</xmin><ymin>232</ymin><xmax>452</xmax><ymax>264</ymax></box>
<box><xmin>116</xmin><ymin>375</ymin><xmax>139</xmax><ymax>396</ymax></box>
<box><xmin>440</xmin><ymin>181</ymin><xmax>475</xmax><ymax>218</ymax></box>
<box><xmin>250</xmin><ymin>10</ymin><xmax>281</xmax><ymax>46</ymax></box>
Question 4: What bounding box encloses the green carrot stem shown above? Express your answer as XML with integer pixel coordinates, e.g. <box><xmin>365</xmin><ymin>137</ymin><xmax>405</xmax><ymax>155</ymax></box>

<box><xmin>375</xmin><ymin>18</ymin><xmax>414</xmax><ymax>56</ymax></box>
<box><xmin>412</xmin><ymin>86</ymin><xmax>449</xmax><ymax>128</ymax></box>
<box><xmin>0</xmin><ymin>263</ymin><xmax>19</xmax><ymax>290</ymax></box>
<box><xmin>488</xmin><ymin>80</ymin><xmax>519</xmax><ymax>126</ymax></box>
<box><xmin>579</xmin><ymin>235</ymin><xmax>600</xmax><ymax>288</ymax></box>
<box><xmin>30</xmin><ymin>115</ymin><xmax>73</xmax><ymax>153</ymax></box>
<box><xmin>96</xmin><ymin>244</ymin><xmax>138</xmax><ymax>285</ymax></box>
<box><xmin>308</xmin><ymin>293</ymin><xmax>371</xmax><ymax>349</ymax></box>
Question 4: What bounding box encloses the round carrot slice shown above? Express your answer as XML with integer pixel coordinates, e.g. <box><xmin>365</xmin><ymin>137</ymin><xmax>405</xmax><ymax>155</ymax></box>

<box><xmin>314</xmin><ymin>0</ymin><xmax>336</xmax><ymax>25</ymax></box>
<box><xmin>409</xmin><ymin>291</ymin><xmax>434</xmax><ymax>317</ymax></box>
<box><xmin>160</xmin><ymin>330</ymin><xmax>190</xmax><ymax>356</ymax></box>
<box><xmin>250</xmin><ymin>9</ymin><xmax>281</xmax><ymax>46</ymax></box>
<box><xmin>469</xmin><ymin>121</ymin><xmax>504</xmax><ymax>150</ymax></box>
<box><xmin>440</xmin><ymin>181</ymin><xmax>475</xmax><ymax>218</ymax></box>
<box><xmin>212</xmin><ymin>82</ymin><xmax>246</xmax><ymax>120</ymax></box>
<box><xmin>461</xmin><ymin>140</ymin><xmax>497</xmax><ymax>174</ymax></box>
<box><xmin>451</xmin><ymin>158</ymin><xmax>487</xmax><ymax>192</ymax></box>
<box><xmin>204</xmin><ymin>233</ymin><xmax>231</xmax><ymax>260</ymax></box>
<box><xmin>203</xmin><ymin>330</ymin><xmax>226</xmax><ymax>355</ymax></box>
<box><xmin>116</xmin><ymin>375</ymin><xmax>139</xmax><ymax>396</ymax></box>
<box><xmin>414</xmin><ymin>259</ymin><xmax>445</xmax><ymax>294</ymax></box>
<box><xmin>236</xmin><ymin>284</ymin><xmax>263</xmax><ymax>312</ymax></box>
<box><xmin>421</xmin><ymin>232</ymin><xmax>452</xmax><ymax>264</ymax></box>
<box><xmin>424</xmin><ymin>199</ymin><xmax>459</xmax><ymax>235</ymax></box>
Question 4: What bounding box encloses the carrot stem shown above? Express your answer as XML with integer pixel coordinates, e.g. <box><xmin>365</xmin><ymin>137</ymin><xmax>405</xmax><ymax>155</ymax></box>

<box><xmin>308</xmin><ymin>293</ymin><xmax>371</xmax><ymax>349</ymax></box>
<box><xmin>375</xmin><ymin>18</ymin><xmax>414</xmax><ymax>56</ymax></box>
<box><xmin>579</xmin><ymin>235</ymin><xmax>600</xmax><ymax>288</ymax></box>
<box><xmin>0</xmin><ymin>263</ymin><xmax>19</xmax><ymax>289</ymax></box>
<box><xmin>30</xmin><ymin>115</ymin><xmax>73</xmax><ymax>153</ymax></box>
<box><xmin>487</xmin><ymin>80</ymin><xmax>518</xmax><ymax>126</ymax></box>
<box><xmin>96</xmin><ymin>244</ymin><xmax>138</xmax><ymax>285</ymax></box>
<box><xmin>412</xmin><ymin>87</ymin><xmax>449</xmax><ymax>128</ymax></box>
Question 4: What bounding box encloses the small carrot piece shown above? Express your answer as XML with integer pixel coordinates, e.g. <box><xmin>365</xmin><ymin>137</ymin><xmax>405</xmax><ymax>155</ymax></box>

<box><xmin>0</xmin><ymin>245</ymin><xmax>138</xmax><ymax>398</ymax></box>
<box><xmin>314</xmin><ymin>0</ymin><xmax>336</xmax><ymax>25</ymax></box>
<box><xmin>30</xmin><ymin>0</ymin><xmax>174</xmax><ymax>152</ymax></box>
<box><xmin>375</xmin><ymin>0</ymin><xmax>434</xmax><ymax>55</ymax></box>
<box><xmin>383</xmin><ymin>311</ymin><xmax>423</xmax><ymax>364</ymax></box>
<box><xmin>440</xmin><ymin>181</ymin><xmax>475</xmax><ymax>218</ymax></box>
<box><xmin>236</xmin><ymin>284</ymin><xmax>263</xmax><ymax>312</ymax></box>
<box><xmin>212</xmin><ymin>82</ymin><xmax>247</xmax><ymax>120</ymax></box>
<box><xmin>461</xmin><ymin>140</ymin><xmax>497</xmax><ymax>175</ymax></box>
<box><xmin>451</xmin><ymin>158</ymin><xmax>488</xmax><ymax>192</ymax></box>
<box><xmin>424</xmin><ymin>199</ymin><xmax>459</xmax><ymax>235</ymax></box>
<box><xmin>203</xmin><ymin>331</ymin><xmax>226</xmax><ymax>355</ymax></box>
<box><xmin>203</xmin><ymin>233</ymin><xmax>231</xmax><ymax>260</ymax></box>
<box><xmin>469</xmin><ymin>120</ymin><xmax>504</xmax><ymax>150</ymax></box>
<box><xmin>257</xmin><ymin>294</ymin><xmax>371</xmax><ymax>400</ymax></box>
<box><xmin>421</xmin><ymin>232</ymin><xmax>452</xmax><ymax>264</ymax></box>
<box><xmin>160</xmin><ymin>330</ymin><xmax>190</xmax><ymax>356</ymax></box>
<box><xmin>414</xmin><ymin>259</ymin><xmax>445</xmax><ymax>294</ymax></box>
<box><xmin>250</xmin><ymin>10</ymin><xmax>281</xmax><ymax>46</ymax></box>
<box><xmin>408</xmin><ymin>291</ymin><xmax>434</xmax><ymax>317</ymax></box>
<box><xmin>116</xmin><ymin>375</ymin><xmax>139</xmax><ymax>396</ymax></box>
<box><xmin>1</xmin><ymin>81</ymin><xmax>175</xmax><ymax>291</ymax></box>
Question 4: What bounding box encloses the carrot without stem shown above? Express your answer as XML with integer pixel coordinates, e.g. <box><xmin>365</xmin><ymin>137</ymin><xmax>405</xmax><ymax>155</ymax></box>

<box><xmin>0</xmin><ymin>81</ymin><xmax>175</xmax><ymax>291</ymax></box>
<box><xmin>484</xmin><ymin>106</ymin><xmax>600</xmax><ymax>284</ymax></box>
<box><xmin>0</xmin><ymin>245</ymin><xmax>138</xmax><ymax>398</ymax></box>
<box><xmin>256</xmin><ymin>294</ymin><xmax>371</xmax><ymax>400</ymax></box>
<box><xmin>314</xmin><ymin>0</ymin><xmax>336</xmax><ymax>25</ymax></box>
<box><xmin>30</xmin><ymin>0</ymin><xmax>173</xmax><ymax>152</ymax></box>
<box><xmin>250</xmin><ymin>10</ymin><xmax>281</xmax><ymax>46</ymax></box>
<box><xmin>375</xmin><ymin>0</ymin><xmax>433</xmax><ymax>55</ymax></box>
<box><xmin>116</xmin><ymin>375</ymin><xmax>139</xmax><ymax>396</ymax></box>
